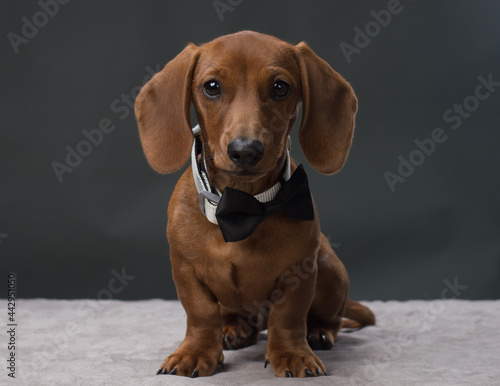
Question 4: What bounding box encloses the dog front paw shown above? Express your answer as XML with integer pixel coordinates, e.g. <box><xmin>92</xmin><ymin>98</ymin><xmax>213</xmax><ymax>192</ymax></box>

<box><xmin>156</xmin><ymin>348</ymin><xmax>224</xmax><ymax>377</ymax></box>
<box><xmin>307</xmin><ymin>327</ymin><xmax>335</xmax><ymax>350</ymax></box>
<box><xmin>265</xmin><ymin>348</ymin><xmax>327</xmax><ymax>377</ymax></box>
<box><xmin>222</xmin><ymin>324</ymin><xmax>258</xmax><ymax>350</ymax></box>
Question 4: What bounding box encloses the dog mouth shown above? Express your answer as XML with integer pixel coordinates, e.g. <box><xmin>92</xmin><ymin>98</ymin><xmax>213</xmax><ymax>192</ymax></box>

<box><xmin>227</xmin><ymin>169</ymin><xmax>262</xmax><ymax>177</ymax></box>
<box><xmin>209</xmin><ymin>154</ymin><xmax>271</xmax><ymax>181</ymax></box>
<box><xmin>221</xmin><ymin>169</ymin><xmax>268</xmax><ymax>182</ymax></box>
<box><xmin>210</xmin><ymin>158</ymin><xmax>264</xmax><ymax>177</ymax></box>
<box><xmin>212</xmin><ymin>165</ymin><xmax>272</xmax><ymax>182</ymax></box>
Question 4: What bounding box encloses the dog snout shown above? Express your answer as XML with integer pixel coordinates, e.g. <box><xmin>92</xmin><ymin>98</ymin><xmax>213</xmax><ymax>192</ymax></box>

<box><xmin>227</xmin><ymin>138</ymin><xmax>264</xmax><ymax>168</ymax></box>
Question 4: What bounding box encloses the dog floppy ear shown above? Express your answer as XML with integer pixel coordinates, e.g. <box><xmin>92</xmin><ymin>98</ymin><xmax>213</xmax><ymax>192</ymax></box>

<box><xmin>135</xmin><ymin>43</ymin><xmax>199</xmax><ymax>174</ymax></box>
<box><xmin>295</xmin><ymin>42</ymin><xmax>358</xmax><ymax>174</ymax></box>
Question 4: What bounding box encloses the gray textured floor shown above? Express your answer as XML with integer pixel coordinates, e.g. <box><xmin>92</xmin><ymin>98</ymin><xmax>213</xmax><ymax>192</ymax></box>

<box><xmin>2</xmin><ymin>299</ymin><xmax>499</xmax><ymax>385</ymax></box>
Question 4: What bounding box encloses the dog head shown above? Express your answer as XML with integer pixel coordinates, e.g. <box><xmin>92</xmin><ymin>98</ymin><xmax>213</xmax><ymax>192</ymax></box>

<box><xmin>135</xmin><ymin>31</ymin><xmax>358</xmax><ymax>183</ymax></box>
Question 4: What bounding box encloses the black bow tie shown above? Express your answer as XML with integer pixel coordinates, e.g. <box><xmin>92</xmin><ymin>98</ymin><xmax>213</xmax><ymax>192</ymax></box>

<box><xmin>215</xmin><ymin>165</ymin><xmax>315</xmax><ymax>242</ymax></box>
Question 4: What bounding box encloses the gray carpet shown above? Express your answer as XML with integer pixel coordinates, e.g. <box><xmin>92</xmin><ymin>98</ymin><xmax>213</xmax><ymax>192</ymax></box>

<box><xmin>2</xmin><ymin>299</ymin><xmax>499</xmax><ymax>385</ymax></box>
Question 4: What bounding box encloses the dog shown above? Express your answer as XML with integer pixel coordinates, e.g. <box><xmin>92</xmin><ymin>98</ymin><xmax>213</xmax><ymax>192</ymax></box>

<box><xmin>135</xmin><ymin>30</ymin><xmax>375</xmax><ymax>378</ymax></box>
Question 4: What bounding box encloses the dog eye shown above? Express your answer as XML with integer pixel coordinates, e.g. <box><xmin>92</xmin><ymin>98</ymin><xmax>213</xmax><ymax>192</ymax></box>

<box><xmin>272</xmin><ymin>80</ymin><xmax>290</xmax><ymax>99</ymax></box>
<box><xmin>203</xmin><ymin>80</ymin><xmax>221</xmax><ymax>98</ymax></box>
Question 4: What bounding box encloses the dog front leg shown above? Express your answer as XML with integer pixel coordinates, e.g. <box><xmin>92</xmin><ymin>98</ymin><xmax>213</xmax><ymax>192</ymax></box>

<box><xmin>265</xmin><ymin>259</ymin><xmax>327</xmax><ymax>378</ymax></box>
<box><xmin>157</xmin><ymin>252</ymin><xmax>224</xmax><ymax>377</ymax></box>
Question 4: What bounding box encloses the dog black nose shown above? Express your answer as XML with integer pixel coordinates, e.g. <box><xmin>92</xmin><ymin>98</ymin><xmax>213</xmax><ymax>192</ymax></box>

<box><xmin>227</xmin><ymin>138</ymin><xmax>264</xmax><ymax>168</ymax></box>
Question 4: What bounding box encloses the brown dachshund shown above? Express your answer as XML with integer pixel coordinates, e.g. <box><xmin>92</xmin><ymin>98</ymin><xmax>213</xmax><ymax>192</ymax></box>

<box><xmin>135</xmin><ymin>31</ymin><xmax>375</xmax><ymax>378</ymax></box>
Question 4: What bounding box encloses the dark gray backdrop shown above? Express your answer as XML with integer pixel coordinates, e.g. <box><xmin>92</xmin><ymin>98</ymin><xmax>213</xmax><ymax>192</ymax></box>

<box><xmin>2</xmin><ymin>0</ymin><xmax>499</xmax><ymax>301</ymax></box>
